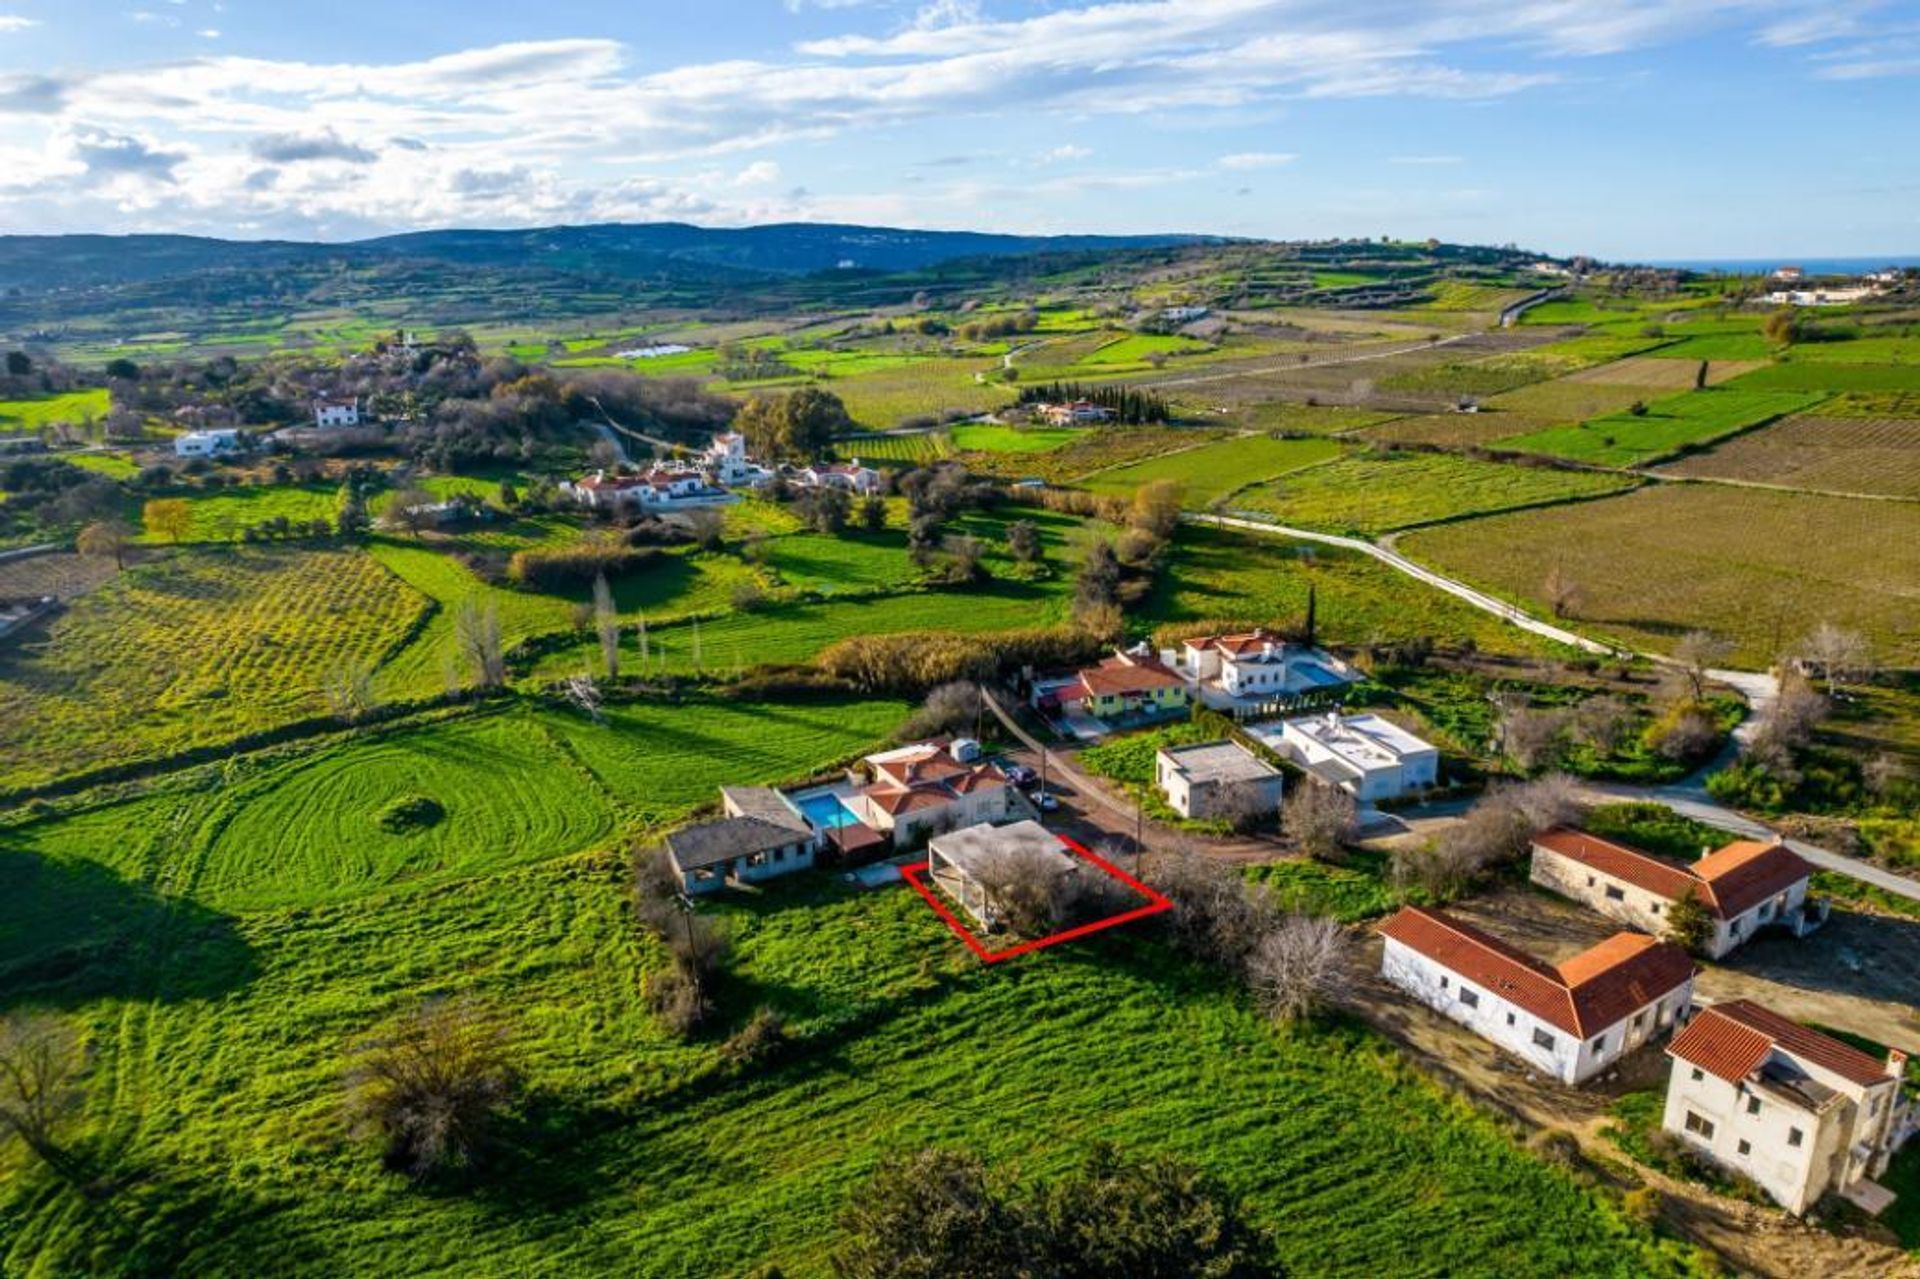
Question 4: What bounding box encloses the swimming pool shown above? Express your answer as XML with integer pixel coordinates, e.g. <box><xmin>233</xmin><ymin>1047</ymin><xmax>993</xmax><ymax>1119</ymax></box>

<box><xmin>792</xmin><ymin>788</ymin><xmax>861</xmax><ymax>830</ymax></box>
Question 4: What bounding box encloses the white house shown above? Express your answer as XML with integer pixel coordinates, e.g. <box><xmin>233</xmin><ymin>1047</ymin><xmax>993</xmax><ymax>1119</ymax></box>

<box><xmin>174</xmin><ymin>428</ymin><xmax>243</xmax><ymax>458</ymax></box>
<box><xmin>704</xmin><ymin>431</ymin><xmax>770</xmax><ymax>486</ymax></box>
<box><xmin>846</xmin><ymin>742</ymin><xmax>1026</xmax><ymax>848</ymax></box>
<box><xmin>1377</xmin><ymin>906</ymin><xmax>1695</xmax><ymax>1085</ymax></box>
<box><xmin>794</xmin><ymin>460</ymin><xmax>882</xmax><ymax>495</ymax></box>
<box><xmin>1155</xmin><ymin>740</ymin><xmax>1283</xmax><ymax>822</ymax></box>
<box><xmin>561</xmin><ymin>467</ymin><xmax>737</xmax><ymax>512</ymax></box>
<box><xmin>1161</xmin><ymin>305</ymin><xmax>1211</xmax><ymax>323</ymax></box>
<box><xmin>1177</xmin><ymin>630</ymin><xmax>1355</xmax><ymax>705</ymax></box>
<box><xmin>1764</xmin><ymin>287</ymin><xmax>1876</xmax><ymax>307</ymax></box>
<box><xmin>1268</xmin><ymin>712</ymin><xmax>1439</xmax><ymax>803</ymax></box>
<box><xmin>1037</xmin><ymin>400</ymin><xmax>1113</xmax><ymax>427</ymax></box>
<box><xmin>927</xmin><ymin>820</ymin><xmax>1078</xmax><ymax>930</ymax></box>
<box><xmin>1664</xmin><ymin>999</ymin><xmax>1912</xmax><ymax>1216</ymax></box>
<box><xmin>313</xmin><ymin>400</ymin><xmax>361</xmax><ymax>428</ymax></box>
<box><xmin>1529</xmin><ymin>829</ymin><xmax>1822</xmax><ymax>959</ymax></box>
<box><xmin>666</xmin><ymin>786</ymin><xmax>816</xmax><ymax>895</ymax></box>
<box><xmin>1771</xmin><ymin>265</ymin><xmax>1805</xmax><ymax>281</ymax></box>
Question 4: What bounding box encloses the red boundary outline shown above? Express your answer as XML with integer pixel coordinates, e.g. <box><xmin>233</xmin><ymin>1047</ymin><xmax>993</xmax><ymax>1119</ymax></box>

<box><xmin>899</xmin><ymin>832</ymin><xmax>1173</xmax><ymax>963</ymax></box>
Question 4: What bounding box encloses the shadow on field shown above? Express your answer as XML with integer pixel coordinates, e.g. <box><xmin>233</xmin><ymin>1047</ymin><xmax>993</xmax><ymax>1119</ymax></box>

<box><xmin>0</xmin><ymin>846</ymin><xmax>257</xmax><ymax>1010</ymax></box>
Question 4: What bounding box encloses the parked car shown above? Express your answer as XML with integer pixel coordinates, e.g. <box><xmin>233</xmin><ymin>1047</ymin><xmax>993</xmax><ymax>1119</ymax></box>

<box><xmin>1034</xmin><ymin>791</ymin><xmax>1060</xmax><ymax>812</ymax></box>
<box><xmin>1004</xmin><ymin>764</ymin><xmax>1038</xmax><ymax>787</ymax></box>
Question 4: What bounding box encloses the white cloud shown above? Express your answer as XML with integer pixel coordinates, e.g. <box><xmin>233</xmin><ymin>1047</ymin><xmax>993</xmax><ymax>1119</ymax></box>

<box><xmin>0</xmin><ymin>14</ymin><xmax>39</xmax><ymax>32</ymax></box>
<box><xmin>733</xmin><ymin>159</ymin><xmax>782</xmax><ymax>185</ymax></box>
<box><xmin>1039</xmin><ymin>144</ymin><xmax>1093</xmax><ymax>162</ymax></box>
<box><xmin>198</xmin><ymin>28</ymin><xmax>221</xmax><ymax>39</ymax></box>
<box><xmin>1218</xmin><ymin>151</ymin><xmax>1295</xmax><ymax>169</ymax></box>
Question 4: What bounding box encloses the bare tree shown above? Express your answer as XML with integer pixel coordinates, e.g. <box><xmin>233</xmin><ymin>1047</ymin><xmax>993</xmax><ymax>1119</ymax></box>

<box><xmin>972</xmin><ymin>847</ymin><xmax>1081</xmax><ymax>938</ymax></box>
<box><xmin>1284</xmin><ymin>780</ymin><xmax>1357</xmax><ymax>861</ymax></box>
<box><xmin>1542</xmin><ymin>565</ymin><xmax>1582</xmax><ymax>620</ymax></box>
<box><xmin>453</xmin><ymin>600</ymin><xmax>504</xmax><ymax>688</ymax></box>
<box><xmin>323</xmin><ymin>657</ymin><xmax>378</xmax><ymax>724</ymax></box>
<box><xmin>1401</xmin><ymin>774</ymin><xmax>1583</xmax><ymax>897</ymax></box>
<box><xmin>75</xmin><ymin>519</ymin><xmax>130</xmax><ymax>571</ymax></box>
<box><xmin>1246</xmin><ymin>915</ymin><xmax>1353</xmax><ymax>1024</ymax></box>
<box><xmin>900</xmin><ymin>681</ymin><xmax>981</xmax><ymax>742</ymax></box>
<box><xmin>1150</xmin><ymin>848</ymin><xmax>1274</xmax><ymax>976</ymax></box>
<box><xmin>0</xmin><ymin>1013</ymin><xmax>86</xmax><ymax>1182</ymax></box>
<box><xmin>1571</xmin><ymin>694</ymin><xmax>1632</xmax><ymax>756</ymax></box>
<box><xmin>1671</xmin><ymin>631</ymin><xmax>1733</xmax><ymax>704</ymax></box>
<box><xmin>1214</xmin><ymin>779</ymin><xmax>1279</xmax><ymax>834</ymax></box>
<box><xmin>1864</xmin><ymin>752</ymin><xmax>1910</xmax><ymax>801</ymax></box>
<box><xmin>592</xmin><ymin>572</ymin><xmax>620</xmax><ymax>680</ymax></box>
<box><xmin>1501</xmin><ymin>706</ymin><xmax>1569</xmax><ymax>773</ymax></box>
<box><xmin>564</xmin><ymin>671</ymin><xmax>604</xmax><ymax>724</ymax></box>
<box><xmin>346</xmin><ymin>998</ymin><xmax>516</xmax><ymax>1179</ymax></box>
<box><xmin>1799</xmin><ymin>622</ymin><xmax>1873</xmax><ymax>696</ymax></box>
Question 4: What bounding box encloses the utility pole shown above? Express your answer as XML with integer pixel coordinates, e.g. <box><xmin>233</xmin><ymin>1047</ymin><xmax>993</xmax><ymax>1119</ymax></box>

<box><xmin>673</xmin><ymin>892</ymin><xmax>701</xmax><ymax>996</ymax></box>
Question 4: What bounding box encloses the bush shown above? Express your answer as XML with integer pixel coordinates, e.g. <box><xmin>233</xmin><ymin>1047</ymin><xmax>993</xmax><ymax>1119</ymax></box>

<box><xmin>377</xmin><ymin>794</ymin><xmax>445</xmax><ymax>834</ymax></box>
<box><xmin>643</xmin><ymin>966</ymin><xmax>713</xmax><ymax>1039</ymax></box>
<box><xmin>507</xmin><ymin>540</ymin><xmax>658</xmax><ymax>590</ymax></box>
<box><xmin>817</xmin><ymin>624</ymin><xmax>1105</xmax><ymax>695</ymax></box>
<box><xmin>720</xmin><ymin>1007</ymin><xmax>793</xmax><ymax>1068</ymax></box>
<box><xmin>345</xmin><ymin>998</ymin><xmax>516</xmax><ymax>1180</ymax></box>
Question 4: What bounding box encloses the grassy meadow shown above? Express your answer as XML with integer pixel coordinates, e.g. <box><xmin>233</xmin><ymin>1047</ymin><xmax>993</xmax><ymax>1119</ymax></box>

<box><xmin>1081</xmin><ymin>433</ymin><xmax>1343</xmax><ymax>505</ymax></box>
<box><xmin>0</xmin><ymin>389</ymin><xmax>111</xmax><ymax>434</ymax></box>
<box><xmin>1237</xmin><ymin>452</ymin><xmax>1638</xmax><ymax>534</ymax></box>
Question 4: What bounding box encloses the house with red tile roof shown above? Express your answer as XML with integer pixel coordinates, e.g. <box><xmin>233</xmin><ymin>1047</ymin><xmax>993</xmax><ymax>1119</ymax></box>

<box><xmin>1663</xmin><ymin>999</ymin><xmax>1912</xmax><ymax>1215</ymax></box>
<box><xmin>1530</xmin><ymin>828</ymin><xmax>1823</xmax><ymax>958</ymax></box>
<box><xmin>1376</xmin><ymin>905</ymin><xmax>1695</xmax><ymax>1084</ymax></box>
<box><xmin>846</xmin><ymin>741</ymin><xmax>1026</xmax><ymax>849</ymax></box>
<box><xmin>1174</xmin><ymin>628</ymin><xmax>1356</xmax><ymax>712</ymax></box>
<box><xmin>1054</xmin><ymin>650</ymin><xmax>1189</xmax><ymax>725</ymax></box>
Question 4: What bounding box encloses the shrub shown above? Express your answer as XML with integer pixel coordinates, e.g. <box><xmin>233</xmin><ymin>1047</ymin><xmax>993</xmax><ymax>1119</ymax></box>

<box><xmin>720</xmin><ymin>1007</ymin><xmax>793</xmax><ymax>1069</ymax></box>
<box><xmin>345</xmin><ymin>998</ymin><xmax>516</xmax><ymax>1180</ymax></box>
<box><xmin>507</xmin><ymin>541</ymin><xmax>658</xmax><ymax>590</ymax></box>
<box><xmin>643</xmin><ymin>966</ymin><xmax>713</xmax><ymax>1039</ymax></box>
<box><xmin>377</xmin><ymin>794</ymin><xmax>445</xmax><ymax>834</ymax></box>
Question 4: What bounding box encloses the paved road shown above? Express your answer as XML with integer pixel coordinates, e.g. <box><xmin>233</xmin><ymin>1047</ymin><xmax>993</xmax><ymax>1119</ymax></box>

<box><xmin>1188</xmin><ymin>512</ymin><xmax>1920</xmax><ymax>903</ymax></box>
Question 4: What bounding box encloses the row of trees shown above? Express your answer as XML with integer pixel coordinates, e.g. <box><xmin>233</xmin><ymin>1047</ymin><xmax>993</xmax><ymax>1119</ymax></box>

<box><xmin>1015</xmin><ymin>381</ymin><xmax>1170</xmax><ymax>425</ymax></box>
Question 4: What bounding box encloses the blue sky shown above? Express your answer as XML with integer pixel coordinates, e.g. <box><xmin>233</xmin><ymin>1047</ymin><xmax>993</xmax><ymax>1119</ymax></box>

<box><xmin>0</xmin><ymin>0</ymin><xmax>1915</xmax><ymax>258</ymax></box>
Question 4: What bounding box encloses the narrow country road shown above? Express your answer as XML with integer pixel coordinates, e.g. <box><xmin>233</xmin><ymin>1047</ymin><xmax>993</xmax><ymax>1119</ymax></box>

<box><xmin>1185</xmin><ymin>513</ymin><xmax>1919</xmax><ymax>903</ymax></box>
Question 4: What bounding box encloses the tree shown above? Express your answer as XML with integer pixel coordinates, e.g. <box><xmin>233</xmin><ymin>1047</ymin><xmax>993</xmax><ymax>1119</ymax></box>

<box><xmin>1302</xmin><ymin>581</ymin><xmax>1317</xmax><ymax>648</ymax></box>
<box><xmin>1215</xmin><ymin>778</ymin><xmax>1279</xmax><ymax>834</ymax></box>
<box><xmin>0</xmin><ymin>1013</ymin><xmax>86</xmax><ymax>1182</ymax></box>
<box><xmin>336</xmin><ymin>482</ymin><xmax>370</xmax><ymax>537</ymax></box>
<box><xmin>1284</xmin><ymin>779</ymin><xmax>1357</xmax><ymax>860</ymax></box>
<box><xmin>972</xmin><ymin>846</ymin><xmax>1083</xmax><ymax>937</ymax></box>
<box><xmin>1034</xmin><ymin>1144</ymin><xmax>1280</xmax><ymax>1278</ymax></box>
<box><xmin>593</xmin><ymin>572</ymin><xmax>620</xmax><ymax>680</ymax></box>
<box><xmin>1127</xmin><ymin>479</ymin><xmax>1184</xmax><ymax>540</ymax></box>
<box><xmin>4</xmin><ymin>350</ymin><xmax>30</xmax><ymax>377</ymax></box>
<box><xmin>1501</xmin><ymin>705</ymin><xmax>1568</xmax><ymax>774</ymax></box>
<box><xmin>901</xmin><ymin>680</ymin><xmax>980</xmax><ymax>741</ymax></box>
<box><xmin>380</xmin><ymin>486</ymin><xmax>437</xmax><ymax>536</ymax></box>
<box><xmin>1645</xmin><ymin>704</ymin><xmax>1720</xmax><ymax>762</ymax></box>
<box><xmin>1542</xmin><ymin>564</ymin><xmax>1581</xmax><ymax>620</ymax></box>
<box><xmin>323</xmin><ymin>657</ymin><xmax>377</xmax><ymax>723</ymax></box>
<box><xmin>800</xmin><ymin>483</ymin><xmax>852</xmax><ymax>534</ymax></box>
<box><xmin>1798</xmin><ymin>622</ymin><xmax>1873</xmax><ymax>696</ymax></box>
<box><xmin>735</xmin><ymin>387</ymin><xmax>851</xmax><ymax>461</ymax></box>
<box><xmin>1073</xmin><ymin>539</ymin><xmax>1122</xmax><ymax>621</ymax></box>
<box><xmin>345</xmin><ymin>998</ymin><xmax>517</xmax><ymax>1180</ymax></box>
<box><xmin>1571</xmin><ymin>694</ymin><xmax>1632</xmax><ymax>756</ymax></box>
<box><xmin>1246</xmin><ymin>915</ymin><xmax>1353</xmax><ymax>1025</ymax></box>
<box><xmin>684</xmin><ymin>506</ymin><xmax>727</xmax><ymax>551</ymax></box>
<box><xmin>75</xmin><ymin>519</ymin><xmax>129</xmax><ymax>570</ymax></box>
<box><xmin>1762</xmin><ymin>307</ymin><xmax>1803</xmax><ymax>346</ymax></box>
<box><xmin>1671</xmin><ymin>630</ymin><xmax>1732</xmax><ymax>704</ymax></box>
<box><xmin>1665</xmin><ymin>887</ymin><xmax>1713</xmax><ymax>954</ymax></box>
<box><xmin>833</xmin><ymin>1149</ymin><xmax>1031</xmax><ymax>1279</ymax></box>
<box><xmin>142</xmin><ymin>497</ymin><xmax>192</xmax><ymax>544</ymax></box>
<box><xmin>1004</xmin><ymin>518</ymin><xmax>1041</xmax><ymax>564</ymax></box>
<box><xmin>1149</xmin><ymin>848</ymin><xmax>1274</xmax><ymax>977</ymax></box>
<box><xmin>943</xmin><ymin>533</ymin><xmax>985</xmax><ymax>582</ymax></box>
<box><xmin>858</xmin><ymin>495</ymin><xmax>887</xmax><ymax>531</ymax></box>
<box><xmin>453</xmin><ymin>600</ymin><xmax>504</xmax><ymax>688</ymax></box>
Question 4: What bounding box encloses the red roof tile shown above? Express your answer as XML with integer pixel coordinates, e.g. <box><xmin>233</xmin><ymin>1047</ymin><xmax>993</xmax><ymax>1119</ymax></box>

<box><xmin>1693</xmin><ymin>841</ymin><xmax>1813</xmax><ymax>919</ymax></box>
<box><xmin>1532</xmin><ymin>828</ymin><xmax>1810</xmax><ymax>921</ymax></box>
<box><xmin>1669</xmin><ymin>1000</ymin><xmax>1893</xmax><ymax>1090</ymax></box>
<box><xmin>1377</xmin><ymin>906</ymin><xmax>1693</xmax><ymax>1037</ymax></box>
<box><xmin>1072</xmin><ymin>655</ymin><xmax>1186</xmax><ymax>698</ymax></box>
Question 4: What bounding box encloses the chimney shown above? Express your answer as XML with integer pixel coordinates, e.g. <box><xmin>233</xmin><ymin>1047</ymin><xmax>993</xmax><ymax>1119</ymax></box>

<box><xmin>1889</xmin><ymin>1049</ymin><xmax>1909</xmax><ymax>1081</ymax></box>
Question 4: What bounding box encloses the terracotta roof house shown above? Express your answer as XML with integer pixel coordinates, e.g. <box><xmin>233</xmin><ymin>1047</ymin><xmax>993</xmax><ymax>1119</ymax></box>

<box><xmin>1175</xmin><ymin>628</ymin><xmax>1355</xmax><ymax>709</ymax></box>
<box><xmin>1663</xmin><ymin>1000</ymin><xmax>1913</xmax><ymax>1215</ymax></box>
<box><xmin>846</xmin><ymin>742</ymin><xmax>1026</xmax><ymax>848</ymax></box>
<box><xmin>1530</xmin><ymin>828</ymin><xmax>1823</xmax><ymax>958</ymax></box>
<box><xmin>1377</xmin><ymin>905</ymin><xmax>1696</xmax><ymax>1084</ymax></box>
<box><xmin>1054</xmin><ymin>650</ymin><xmax>1190</xmax><ymax>725</ymax></box>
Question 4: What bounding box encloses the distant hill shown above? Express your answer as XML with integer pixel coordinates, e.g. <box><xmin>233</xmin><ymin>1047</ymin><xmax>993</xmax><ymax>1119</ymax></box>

<box><xmin>0</xmin><ymin>222</ymin><xmax>1215</xmax><ymax>292</ymax></box>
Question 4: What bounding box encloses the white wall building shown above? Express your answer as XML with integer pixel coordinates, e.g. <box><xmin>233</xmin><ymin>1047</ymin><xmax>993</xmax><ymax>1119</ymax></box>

<box><xmin>313</xmin><ymin>400</ymin><xmax>361</xmax><ymax>428</ymax></box>
<box><xmin>1664</xmin><ymin>1000</ymin><xmax>1912</xmax><ymax>1216</ymax></box>
<box><xmin>1177</xmin><ymin>630</ymin><xmax>1355</xmax><ymax>705</ymax></box>
<box><xmin>174</xmin><ymin>428</ymin><xmax>242</xmax><ymax>458</ymax></box>
<box><xmin>847</xmin><ymin>742</ymin><xmax>1026</xmax><ymax>849</ymax></box>
<box><xmin>1377</xmin><ymin>906</ymin><xmax>1695</xmax><ymax>1085</ymax></box>
<box><xmin>666</xmin><ymin>786</ymin><xmax>816</xmax><ymax>895</ymax></box>
<box><xmin>1530</xmin><ymin>829</ymin><xmax>1822</xmax><ymax>959</ymax></box>
<box><xmin>1269</xmin><ymin>712</ymin><xmax>1439</xmax><ymax>803</ymax></box>
<box><xmin>1155</xmin><ymin>740</ymin><xmax>1283</xmax><ymax>821</ymax></box>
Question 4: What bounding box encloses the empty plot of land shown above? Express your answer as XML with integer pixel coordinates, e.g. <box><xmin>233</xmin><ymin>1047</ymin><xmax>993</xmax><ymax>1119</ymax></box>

<box><xmin>1659</xmin><ymin>414</ymin><xmax>1920</xmax><ymax>497</ymax></box>
<box><xmin>1084</xmin><ymin>433</ymin><xmax>1343</xmax><ymax>505</ymax></box>
<box><xmin>1401</xmin><ymin>485</ymin><xmax>1920</xmax><ymax>666</ymax></box>
<box><xmin>1359</xmin><ymin>410</ymin><xmax>1553</xmax><ymax>448</ymax></box>
<box><xmin>1563</xmin><ymin>356</ymin><xmax>1764</xmax><ymax>389</ymax></box>
<box><xmin>1482</xmin><ymin>379</ymin><xmax>1653</xmax><ymax>424</ymax></box>
<box><xmin>1236</xmin><ymin>452</ymin><xmax>1637</xmax><ymax>535</ymax></box>
<box><xmin>1497</xmin><ymin>388</ymin><xmax>1826</xmax><ymax>467</ymax></box>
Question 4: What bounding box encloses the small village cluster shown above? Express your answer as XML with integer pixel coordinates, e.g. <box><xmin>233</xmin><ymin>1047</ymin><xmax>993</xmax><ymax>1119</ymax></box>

<box><xmin>1378</xmin><ymin>826</ymin><xmax>1911</xmax><ymax>1216</ymax></box>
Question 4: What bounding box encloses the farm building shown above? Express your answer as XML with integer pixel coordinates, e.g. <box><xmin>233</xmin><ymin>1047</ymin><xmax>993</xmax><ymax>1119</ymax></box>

<box><xmin>1053</xmin><ymin>649</ymin><xmax>1190</xmax><ymax>724</ymax></box>
<box><xmin>665</xmin><ymin>786</ymin><xmax>816</xmax><ymax>895</ymax></box>
<box><xmin>1154</xmin><ymin>740</ymin><xmax>1283</xmax><ymax>821</ymax></box>
<box><xmin>1161</xmin><ymin>305</ymin><xmax>1211</xmax><ymax>322</ymax></box>
<box><xmin>1529</xmin><ymin>829</ymin><xmax>1822</xmax><ymax>959</ymax></box>
<box><xmin>846</xmin><ymin>741</ymin><xmax>1025</xmax><ymax>848</ymax></box>
<box><xmin>1038</xmin><ymin>400</ymin><xmax>1113</xmax><ymax>426</ymax></box>
<box><xmin>174</xmin><ymin>428</ymin><xmax>243</xmax><ymax>458</ymax></box>
<box><xmin>313</xmin><ymin>399</ymin><xmax>360</xmax><ymax>428</ymax></box>
<box><xmin>927</xmin><ymin>820</ymin><xmax>1077</xmax><ymax>930</ymax></box>
<box><xmin>1265</xmin><ymin>712</ymin><xmax>1439</xmax><ymax>803</ymax></box>
<box><xmin>1377</xmin><ymin>906</ymin><xmax>1695</xmax><ymax>1085</ymax></box>
<box><xmin>1663</xmin><ymin>999</ymin><xmax>1913</xmax><ymax>1215</ymax></box>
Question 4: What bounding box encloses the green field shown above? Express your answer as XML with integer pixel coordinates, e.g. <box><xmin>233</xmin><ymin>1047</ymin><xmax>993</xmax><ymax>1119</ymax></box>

<box><xmin>946</xmin><ymin>422</ymin><xmax>1086</xmax><ymax>453</ymax></box>
<box><xmin>1237</xmin><ymin>452</ymin><xmax>1639</xmax><ymax>534</ymax></box>
<box><xmin>1082</xmin><ymin>434</ymin><xmax>1343</xmax><ymax>506</ymax></box>
<box><xmin>1497</xmin><ymin>388</ymin><xmax>1826</xmax><ymax>467</ymax></box>
<box><xmin>137</xmin><ymin>484</ymin><xmax>343</xmax><ymax>543</ymax></box>
<box><xmin>2</xmin><ymin>772</ymin><xmax>1698</xmax><ymax>1277</ymax></box>
<box><xmin>1401</xmin><ymin>484</ymin><xmax>1920</xmax><ymax>666</ymax></box>
<box><xmin>0</xmin><ymin>547</ymin><xmax>431</xmax><ymax>791</ymax></box>
<box><xmin>1725</xmin><ymin>362</ymin><xmax>1920</xmax><ymax>393</ymax></box>
<box><xmin>0</xmin><ymin>388</ymin><xmax>111</xmax><ymax>434</ymax></box>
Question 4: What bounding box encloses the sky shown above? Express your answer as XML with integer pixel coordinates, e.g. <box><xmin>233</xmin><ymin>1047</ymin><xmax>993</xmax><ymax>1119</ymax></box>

<box><xmin>0</xmin><ymin>0</ymin><xmax>1915</xmax><ymax>259</ymax></box>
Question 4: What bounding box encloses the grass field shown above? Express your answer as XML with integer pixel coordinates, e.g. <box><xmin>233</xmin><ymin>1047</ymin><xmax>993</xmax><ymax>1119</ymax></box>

<box><xmin>0</xmin><ymin>547</ymin><xmax>431</xmax><ymax>790</ymax></box>
<box><xmin>1146</xmin><ymin>522</ymin><xmax>1552</xmax><ymax>655</ymax></box>
<box><xmin>1237</xmin><ymin>452</ymin><xmax>1639</xmax><ymax>534</ymax></box>
<box><xmin>946</xmin><ymin>423</ymin><xmax>1086</xmax><ymax>453</ymax></box>
<box><xmin>0</xmin><ymin>389</ymin><xmax>111</xmax><ymax>434</ymax></box>
<box><xmin>1082</xmin><ymin>434</ymin><xmax>1342</xmax><ymax>506</ymax></box>
<box><xmin>1400</xmin><ymin>485</ymin><xmax>1920</xmax><ymax>665</ymax></box>
<box><xmin>136</xmin><ymin>484</ymin><xmax>343</xmax><ymax>543</ymax></box>
<box><xmin>1658</xmin><ymin>413</ymin><xmax>1920</xmax><ymax>497</ymax></box>
<box><xmin>842</xmin><ymin>432</ymin><xmax>951</xmax><ymax>464</ymax></box>
<box><xmin>952</xmin><ymin>427</ymin><xmax>1229</xmax><ymax>483</ymax></box>
<box><xmin>2</xmin><ymin>794</ymin><xmax>1700</xmax><ymax>1277</ymax></box>
<box><xmin>1497</xmin><ymin>388</ymin><xmax>1826</xmax><ymax>467</ymax></box>
<box><xmin>1727</xmin><ymin>362</ymin><xmax>1920</xmax><ymax>393</ymax></box>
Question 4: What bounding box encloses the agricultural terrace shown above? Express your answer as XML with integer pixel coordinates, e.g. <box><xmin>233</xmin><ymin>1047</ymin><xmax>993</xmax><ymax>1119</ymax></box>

<box><xmin>946</xmin><ymin>422</ymin><xmax>1086</xmax><ymax>453</ymax></box>
<box><xmin>1147</xmin><ymin>522</ymin><xmax>1554</xmax><ymax>656</ymax></box>
<box><xmin>1236</xmin><ymin>452</ymin><xmax>1639</xmax><ymax>535</ymax></box>
<box><xmin>1081</xmin><ymin>434</ymin><xmax>1342</xmax><ymax>506</ymax></box>
<box><xmin>0</xmin><ymin>547</ymin><xmax>431</xmax><ymax>791</ymax></box>
<box><xmin>0</xmin><ymin>389</ymin><xmax>110</xmax><ymax>434</ymax></box>
<box><xmin>1</xmin><ymin>811</ymin><xmax>1700</xmax><ymax>1277</ymax></box>
<box><xmin>1400</xmin><ymin>484</ymin><xmax>1920</xmax><ymax>666</ymax></box>
<box><xmin>1659</xmin><ymin>413</ymin><xmax>1920</xmax><ymax>498</ymax></box>
<box><xmin>1496</xmin><ymin>388</ymin><xmax>1826</xmax><ymax>468</ymax></box>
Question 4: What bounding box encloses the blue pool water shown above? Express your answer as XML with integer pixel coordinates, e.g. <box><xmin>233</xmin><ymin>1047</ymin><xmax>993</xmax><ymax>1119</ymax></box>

<box><xmin>794</xmin><ymin>790</ymin><xmax>859</xmax><ymax>829</ymax></box>
<box><xmin>1295</xmin><ymin>663</ymin><xmax>1350</xmax><ymax>688</ymax></box>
